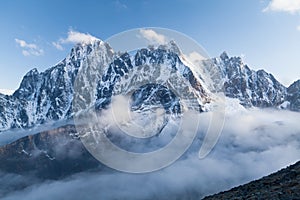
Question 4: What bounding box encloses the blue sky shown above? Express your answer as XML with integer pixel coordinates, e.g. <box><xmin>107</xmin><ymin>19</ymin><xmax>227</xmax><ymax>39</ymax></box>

<box><xmin>1</xmin><ymin>0</ymin><xmax>300</xmax><ymax>93</ymax></box>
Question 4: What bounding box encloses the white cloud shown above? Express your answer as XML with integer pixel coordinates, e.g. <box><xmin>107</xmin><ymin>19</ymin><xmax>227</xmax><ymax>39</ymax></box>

<box><xmin>61</xmin><ymin>30</ymin><xmax>98</xmax><ymax>44</ymax></box>
<box><xmin>15</xmin><ymin>39</ymin><xmax>37</xmax><ymax>49</ymax></box>
<box><xmin>2</xmin><ymin>107</ymin><xmax>300</xmax><ymax>199</ymax></box>
<box><xmin>15</xmin><ymin>39</ymin><xmax>44</xmax><ymax>56</ymax></box>
<box><xmin>52</xmin><ymin>42</ymin><xmax>63</xmax><ymax>50</ymax></box>
<box><xmin>53</xmin><ymin>30</ymin><xmax>99</xmax><ymax>51</ymax></box>
<box><xmin>139</xmin><ymin>29</ymin><xmax>167</xmax><ymax>44</ymax></box>
<box><xmin>297</xmin><ymin>25</ymin><xmax>300</xmax><ymax>31</ymax></box>
<box><xmin>0</xmin><ymin>89</ymin><xmax>14</xmax><ymax>95</ymax></box>
<box><xmin>263</xmin><ymin>0</ymin><xmax>300</xmax><ymax>14</ymax></box>
<box><xmin>185</xmin><ymin>51</ymin><xmax>206</xmax><ymax>64</ymax></box>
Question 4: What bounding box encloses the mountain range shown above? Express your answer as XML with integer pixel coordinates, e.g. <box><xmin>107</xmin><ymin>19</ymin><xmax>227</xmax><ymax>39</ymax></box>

<box><xmin>0</xmin><ymin>39</ymin><xmax>299</xmax><ymax>134</ymax></box>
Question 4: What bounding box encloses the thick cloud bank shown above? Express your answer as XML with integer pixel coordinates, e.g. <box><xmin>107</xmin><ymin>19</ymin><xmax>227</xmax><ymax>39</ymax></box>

<box><xmin>1</xmin><ymin>102</ymin><xmax>300</xmax><ymax>199</ymax></box>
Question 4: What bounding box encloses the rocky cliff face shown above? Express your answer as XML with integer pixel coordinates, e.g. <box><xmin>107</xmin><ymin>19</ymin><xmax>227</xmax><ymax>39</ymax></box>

<box><xmin>208</xmin><ymin>52</ymin><xmax>287</xmax><ymax>108</ymax></box>
<box><xmin>0</xmin><ymin>40</ymin><xmax>114</xmax><ymax>132</ymax></box>
<box><xmin>287</xmin><ymin>80</ymin><xmax>300</xmax><ymax>111</ymax></box>
<box><xmin>0</xmin><ymin>41</ymin><xmax>211</xmax><ymax>132</ymax></box>
<box><xmin>95</xmin><ymin>43</ymin><xmax>210</xmax><ymax>113</ymax></box>
<box><xmin>0</xmin><ymin>94</ymin><xmax>27</xmax><ymax>129</ymax></box>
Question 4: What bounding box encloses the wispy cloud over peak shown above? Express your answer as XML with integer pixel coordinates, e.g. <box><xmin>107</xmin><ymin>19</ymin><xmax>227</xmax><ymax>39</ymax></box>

<box><xmin>139</xmin><ymin>29</ymin><xmax>167</xmax><ymax>44</ymax></box>
<box><xmin>52</xmin><ymin>29</ymin><xmax>99</xmax><ymax>50</ymax></box>
<box><xmin>15</xmin><ymin>39</ymin><xmax>44</xmax><ymax>56</ymax></box>
<box><xmin>185</xmin><ymin>51</ymin><xmax>206</xmax><ymax>64</ymax></box>
<box><xmin>62</xmin><ymin>30</ymin><xmax>98</xmax><ymax>44</ymax></box>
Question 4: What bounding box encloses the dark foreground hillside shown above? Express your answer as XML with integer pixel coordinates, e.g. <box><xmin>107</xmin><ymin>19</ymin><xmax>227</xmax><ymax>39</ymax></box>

<box><xmin>203</xmin><ymin>161</ymin><xmax>300</xmax><ymax>200</ymax></box>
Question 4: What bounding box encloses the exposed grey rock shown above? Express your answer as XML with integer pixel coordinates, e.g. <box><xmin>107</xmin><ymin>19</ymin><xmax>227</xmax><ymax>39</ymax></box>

<box><xmin>209</xmin><ymin>52</ymin><xmax>287</xmax><ymax>108</ymax></box>
<box><xmin>287</xmin><ymin>80</ymin><xmax>300</xmax><ymax>111</ymax></box>
<box><xmin>0</xmin><ymin>40</ymin><xmax>114</xmax><ymax>131</ymax></box>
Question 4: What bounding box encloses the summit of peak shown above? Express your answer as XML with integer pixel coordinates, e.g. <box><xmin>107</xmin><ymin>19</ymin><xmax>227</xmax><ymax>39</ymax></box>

<box><xmin>71</xmin><ymin>38</ymin><xmax>104</xmax><ymax>52</ymax></box>
<box><xmin>66</xmin><ymin>39</ymin><xmax>113</xmax><ymax>63</ymax></box>
<box><xmin>220</xmin><ymin>51</ymin><xmax>229</xmax><ymax>61</ymax></box>
<box><xmin>156</xmin><ymin>40</ymin><xmax>182</xmax><ymax>55</ymax></box>
<box><xmin>25</xmin><ymin>68</ymin><xmax>39</xmax><ymax>76</ymax></box>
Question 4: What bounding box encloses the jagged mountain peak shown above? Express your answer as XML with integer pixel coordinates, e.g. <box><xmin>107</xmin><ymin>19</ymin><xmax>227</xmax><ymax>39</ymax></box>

<box><xmin>219</xmin><ymin>51</ymin><xmax>244</xmax><ymax>64</ymax></box>
<box><xmin>70</xmin><ymin>38</ymin><xmax>110</xmax><ymax>53</ymax></box>
<box><xmin>220</xmin><ymin>51</ymin><xmax>229</xmax><ymax>61</ymax></box>
<box><xmin>61</xmin><ymin>39</ymin><xmax>113</xmax><ymax>66</ymax></box>
<box><xmin>156</xmin><ymin>40</ymin><xmax>182</xmax><ymax>55</ymax></box>
<box><xmin>1</xmin><ymin>39</ymin><xmax>115</xmax><ymax>132</ymax></box>
<box><xmin>69</xmin><ymin>36</ymin><xmax>103</xmax><ymax>48</ymax></box>
<box><xmin>13</xmin><ymin>68</ymin><xmax>40</xmax><ymax>99</ymax></box>
<box><xmin>95</xmin><ymin>42</ymin><xmax>210</xmax><ymax>112</ymax></box>
<box><xmin>26</xmin><ymin>67</ymin><xmax>39</xmax><ymax>74</ymax></box>
<box><xmin>211</xmin><ymin>52</ymin><xmax>287</xmax><ymax>107</ymax></box>
<box><xmin>289</xmin><ymin>79</ymin><xmax>300</xmax><ymax>89</ymax></box>
<box><xmin>287</xmin><ymin>79</ymin><xmax>300</xmax><ymax>111</ymax></box>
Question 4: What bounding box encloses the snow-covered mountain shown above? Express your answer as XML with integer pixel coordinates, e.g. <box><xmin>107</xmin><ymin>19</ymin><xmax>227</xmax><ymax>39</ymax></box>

<box><xmin>0</xmin><ymin>40</ymin><xmax>299</xmax><ymax>133</ymax></box>
<box><xmin>287</xmin><ymin>80</ymin><xmax>300</xmax><ymax>111</ymax></box>
<box><xmin>0</xmin><ymin>40</ymin><xmax>114</xmax><ymax>132</ymax></box>
<box><xmin>94</xmin><ymin>42</ymin><xmax>210</xmax><ymax>113</ymax></box>
<box><xmin>204</xmin><ymin>52</ymin><xmax>287</xmax><ymax>108</ymax></box>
